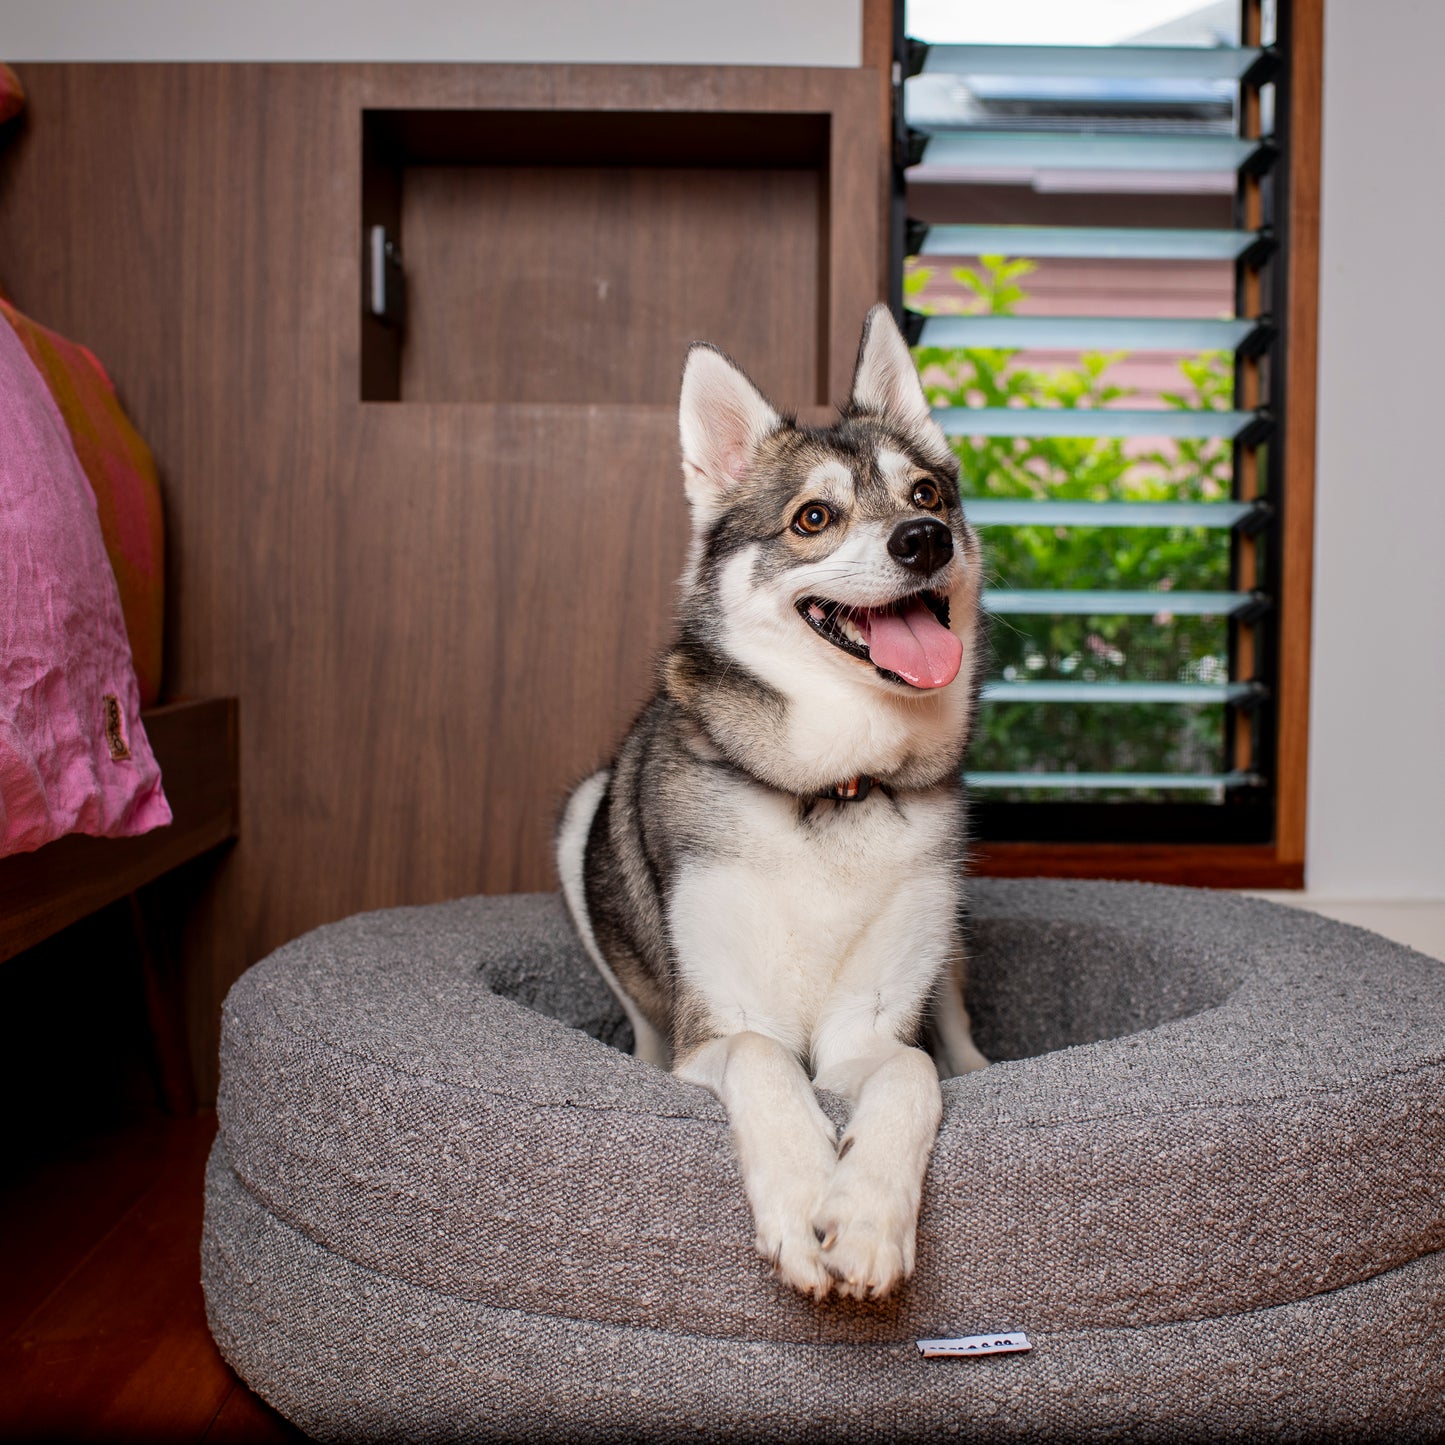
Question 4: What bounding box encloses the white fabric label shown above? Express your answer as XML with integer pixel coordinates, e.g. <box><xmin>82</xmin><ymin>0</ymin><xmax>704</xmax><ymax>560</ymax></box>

<box><xmin>916</xmin><ymin>1332</ymin><xmax>1032</xmax><ymax>1358</ymax></box>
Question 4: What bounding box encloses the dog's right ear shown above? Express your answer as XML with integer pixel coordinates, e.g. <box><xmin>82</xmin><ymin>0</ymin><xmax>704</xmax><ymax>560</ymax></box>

<box><xmin>678</xmin><ymin>344</ymin><xmax>781</xmax><ymax>515</ymax></box>
<box><xmin>849</xmin><ymin>303</ymin><xmax>951</xmax><ymax>464</ymax></box>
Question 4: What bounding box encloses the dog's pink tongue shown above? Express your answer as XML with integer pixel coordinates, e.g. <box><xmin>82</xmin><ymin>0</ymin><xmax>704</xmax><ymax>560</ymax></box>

<box><xmin>861</xmin><ymin>598</ymin><xmax>963</xmax><ymax>689</ymax></box>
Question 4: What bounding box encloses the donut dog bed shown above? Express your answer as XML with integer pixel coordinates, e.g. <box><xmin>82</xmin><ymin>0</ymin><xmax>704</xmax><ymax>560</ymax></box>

<box><xmin>202</xmin><ymin>880</ymin><xmax>1445</xmax><ymax>1441</ymax></box>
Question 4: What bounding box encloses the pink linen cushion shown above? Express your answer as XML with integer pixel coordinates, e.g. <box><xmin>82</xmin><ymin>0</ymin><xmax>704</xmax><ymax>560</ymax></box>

<box><xmin>3</xmin><ymin>298</ymin><xmax>167</xmax><ymax>707</ymax></box>
<box><xmin>0</xmin><ymin>306</ymin><xmax>170</xmax><ymax>856</ymax></box>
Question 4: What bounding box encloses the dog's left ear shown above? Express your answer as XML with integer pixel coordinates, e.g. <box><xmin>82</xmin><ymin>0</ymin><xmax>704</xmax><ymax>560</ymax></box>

<box><xmin>849</xmin><ymin>304</ymin><xmax>949</xmax><ymax>458</ymax></box>
<box><xmin>678</xmin><ymin>344</ymin><xmax>782</xmax><ymax>515</ymax></box>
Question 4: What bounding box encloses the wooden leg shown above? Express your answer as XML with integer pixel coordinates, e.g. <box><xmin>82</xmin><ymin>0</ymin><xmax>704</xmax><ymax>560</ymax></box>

<box><xmin>128</xmin><ymin>890</ymin><xmax>197</xmax><ymax>1117</ymax></box>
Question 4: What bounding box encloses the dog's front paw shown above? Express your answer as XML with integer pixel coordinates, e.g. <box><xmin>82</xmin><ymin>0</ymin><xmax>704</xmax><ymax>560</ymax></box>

<box><xmin>744</xmin><ymin>1122</ymin><xmax>839</xmax><ymax>1301</ymax></box>
<box><xmin>810</xmin><ymin>1157</ymin><xmax>919</xmax><ymax>1301</ymax></box>
<box><xmin>754</xmin><ymin>1198</ymin><xmax>835</xmax><ymax>1301</ymax></box>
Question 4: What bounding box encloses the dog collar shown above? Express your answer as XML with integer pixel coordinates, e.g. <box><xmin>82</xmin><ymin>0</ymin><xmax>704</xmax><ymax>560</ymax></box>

<box><xmin>819</xmin><ymin>775</ymin><xmax>877</xmax><ymax>803</ymax></box>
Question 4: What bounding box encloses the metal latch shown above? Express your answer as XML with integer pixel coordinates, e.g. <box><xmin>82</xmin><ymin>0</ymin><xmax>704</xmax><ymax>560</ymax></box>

<box><xmin>368</xmin><ymin>224</ymin><xmax>405</xmax><ymax>328</ymax></box>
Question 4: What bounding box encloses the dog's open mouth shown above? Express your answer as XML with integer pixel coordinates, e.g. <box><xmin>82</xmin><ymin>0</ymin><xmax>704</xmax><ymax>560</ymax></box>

<box><xmin>796</xmin><ymin>591</ymin><xmax>962</xmax><ymax>689</ymax></box>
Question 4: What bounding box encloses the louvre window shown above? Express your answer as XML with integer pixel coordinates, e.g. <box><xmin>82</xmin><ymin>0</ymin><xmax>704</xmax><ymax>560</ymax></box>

<box><xmin>891</xmin><ymin>0</ymin><xmax>1314</xmax><ymax>858</ymax></box>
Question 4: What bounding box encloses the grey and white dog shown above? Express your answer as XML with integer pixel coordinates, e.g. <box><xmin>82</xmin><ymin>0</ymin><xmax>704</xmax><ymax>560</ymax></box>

<box><xmin>558</xmin><ymin>305</ymin><xmax>987</xmax><ymax>1302</ymax></box>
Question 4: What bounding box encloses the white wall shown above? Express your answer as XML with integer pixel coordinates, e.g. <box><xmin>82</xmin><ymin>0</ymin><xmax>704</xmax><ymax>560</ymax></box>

<box><xmin>0</xmin><ymin>0</ymin><xmax>861</xmax><ymax>65</ymax></box>
<box><xmin>1308</xmin><ymin>0</ymin><xmax>1445</xmax><ymax>905</ymax></box>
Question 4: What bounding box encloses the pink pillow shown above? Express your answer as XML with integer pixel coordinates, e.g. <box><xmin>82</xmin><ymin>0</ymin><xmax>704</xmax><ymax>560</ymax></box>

<box><xmin>0</xmin><ymin>310</ymin><xmax>170</xmax><ymax>856</ymax></box>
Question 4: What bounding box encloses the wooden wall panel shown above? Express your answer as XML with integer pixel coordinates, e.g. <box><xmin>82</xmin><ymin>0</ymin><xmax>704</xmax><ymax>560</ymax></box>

<box><xmin>259</xmin><ymin>401</ymin><xmax>689</xmax><ymax>932</ymax></box>
<box><xmin>1272</xmin><ymin>0</ymin><xmax>1324</xmax><ymax>870</ymax></box>
<box><xmin>400</xmin><ymin>164</ymin><xmax>825</xmax><ymax>404</ymax></box>
<box><xmin>0</xmin><ymin>63</ymin><xmax>881</xmax><ymax>1097</ymax></box>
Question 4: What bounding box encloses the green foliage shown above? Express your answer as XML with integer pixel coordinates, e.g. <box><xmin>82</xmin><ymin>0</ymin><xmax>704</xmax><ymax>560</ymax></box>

<box><xmin>906</xmin><ymin>256</ymin><xmax>1238</xmax><ymax>794</ymax></box>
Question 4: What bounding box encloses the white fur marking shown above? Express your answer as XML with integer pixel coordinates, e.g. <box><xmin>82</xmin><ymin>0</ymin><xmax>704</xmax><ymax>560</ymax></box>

<box><xmin>670</xmin><ymin>791</ymin><xmax>957</xmax><ymax>1059</ymax></box>
<box><xmin>669</xmin><ymin>802</ymin><xmax>961</xmax><ymax>1299</ymax></box>
<box><xmin>876</xmin><ymin>447</ymin><xmax>916</xmax><ymax>498</ymax></box>
<box><xmin>810</xmin><ymin>1043</ymin><xmax>942</xmax><ymax>1298</ymax></box>
<box><xmin>933</xmin><ymin>954</ymin><xmax>990</xmax><ymax>1077</ymax></box>
<box><xmin>802</xmin><ymin>458</ymin><xmax>853</xmax><ymax>503</ymax></box>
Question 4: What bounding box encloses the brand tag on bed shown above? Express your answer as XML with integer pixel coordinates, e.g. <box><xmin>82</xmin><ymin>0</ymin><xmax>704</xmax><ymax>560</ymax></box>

<box><xmin>916</xmin><ymin>1332</ymin><xmax>1032</xmax><ymax>1359</ymax></box>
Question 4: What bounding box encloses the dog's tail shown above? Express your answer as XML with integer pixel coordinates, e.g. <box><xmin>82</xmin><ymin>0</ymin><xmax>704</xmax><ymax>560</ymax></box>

<box><xmin>556</xmin><ymin>771</ymin><xmax>669</xmax><ymax>1066</ymax></box>
<box><xmin>556</xmin><ymin>769</ymin><xmax>609</xmax><ymax>956</ymax></box>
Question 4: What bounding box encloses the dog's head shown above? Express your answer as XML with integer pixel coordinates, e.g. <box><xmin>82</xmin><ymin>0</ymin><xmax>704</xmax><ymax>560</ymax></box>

<box><xmin>676</xmin><ymin>304</ymin><xmax>982</xmax><ymax>698</ymax></box>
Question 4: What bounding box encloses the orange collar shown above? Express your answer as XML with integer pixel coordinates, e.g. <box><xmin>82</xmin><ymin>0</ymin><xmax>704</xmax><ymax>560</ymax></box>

<box><xmin>819</xmin><ymin>775</ymin><xmax>876</xmax><ymax>803</ymax></box>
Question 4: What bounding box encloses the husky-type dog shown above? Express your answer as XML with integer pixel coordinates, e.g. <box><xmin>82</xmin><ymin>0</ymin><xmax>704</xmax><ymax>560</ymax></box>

<box><xmin>557</xmin><ymin>305</ymin><xmax>987</xmax><ymax>1302</ymax></box>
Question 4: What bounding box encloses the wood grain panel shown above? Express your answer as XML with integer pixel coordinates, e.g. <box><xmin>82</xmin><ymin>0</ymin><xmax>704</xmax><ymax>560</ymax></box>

<box><xmin>861</xmin><ymin>0</ymin><xmax>896</xmax><ymax>299</ymax></box>
<box><xmin>0</xmin><ymin>63</ymin><xmax>880</xmax><ymax>1098</ymax></box>
<box><xmin>973</xmin><ymin>842</ymin><xmax>1304</xmax><ymax>890</ymax></box>
<box><xmin>401</xmin><ymin>162</ymin><xmax>825</xmax><ymax>404</ymax></box>
<box><xmin>245</xmin><ymin>401</ymin><xmax>690</xmax><ymax>941</ymax></box>
<box><xmin>1273</xmin><ymin>0</ymin><xmax>1324</xmax><ymax>869</ymax></box>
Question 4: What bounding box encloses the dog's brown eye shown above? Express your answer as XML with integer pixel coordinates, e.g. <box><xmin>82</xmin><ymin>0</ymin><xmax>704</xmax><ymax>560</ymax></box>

<box><xmin>793</xmin><ymin>502</ymin><xmax>834</xmax><ymax>535</ymax></box>
<box><xmin>912</xmin><ymin>481</ymin><xmax>943</xmax><ymax>510</ymax></box>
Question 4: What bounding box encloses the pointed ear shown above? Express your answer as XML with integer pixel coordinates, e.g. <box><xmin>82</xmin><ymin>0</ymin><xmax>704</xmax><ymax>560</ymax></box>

<box><xmin>678</xmin><ymin>344</ymin><xmax>781</xmax><ymax>511</ymax></box>
<box><xmin>849</xmin><ymin>303</ymin><xmax>948</xmax><ymax>455</ymax></box>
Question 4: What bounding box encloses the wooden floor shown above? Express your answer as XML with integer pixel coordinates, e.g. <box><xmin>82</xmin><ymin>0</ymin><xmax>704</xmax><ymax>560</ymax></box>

<box><xmin>0</xmin><ymin>1108</ymin><xmax>307</xmax><ymax>1443</ymax></box>
<box><xmin>0</xmin><ymin>896</ymin><xmax>307</xmax><ymax>1440</ymax></box>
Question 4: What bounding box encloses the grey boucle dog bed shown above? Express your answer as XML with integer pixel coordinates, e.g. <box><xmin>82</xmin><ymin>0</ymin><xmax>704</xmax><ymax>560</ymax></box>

<box><xmin>202</xmin><ymin>879</ymin><xmax>1445</xmax><ymax>1441</ymax></box>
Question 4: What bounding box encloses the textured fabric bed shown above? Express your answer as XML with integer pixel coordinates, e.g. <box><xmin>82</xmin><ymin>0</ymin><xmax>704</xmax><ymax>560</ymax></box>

<box><xmin>204</xmin><ymin>879</ymin><xmax>1445</xmax><ymax>1441</ymax></box>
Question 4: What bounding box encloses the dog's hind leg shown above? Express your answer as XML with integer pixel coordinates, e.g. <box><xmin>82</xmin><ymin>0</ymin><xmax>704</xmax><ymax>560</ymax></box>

<box><xmin>675</xmin><ymin>1031</ymin><xmax>839</xmax><ymax>1300</ymax></box>
<box><xmin>932</xmin><ymin>951</ymin><xmax>989</xmax><ymax>1078</ymax></box>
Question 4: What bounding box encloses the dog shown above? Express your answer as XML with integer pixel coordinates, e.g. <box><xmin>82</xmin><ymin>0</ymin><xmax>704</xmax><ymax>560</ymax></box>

<box><xmin>557</xmin><ymin>304</ymin><xmax>987</xmax><ymax>1302</ymax></box>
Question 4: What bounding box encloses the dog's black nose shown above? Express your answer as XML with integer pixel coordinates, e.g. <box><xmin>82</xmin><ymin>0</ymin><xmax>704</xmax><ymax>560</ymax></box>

<box><xmin>888</xmin><ymin>518</ymin><xmax>953</xmax><ymax>574</ymax></box>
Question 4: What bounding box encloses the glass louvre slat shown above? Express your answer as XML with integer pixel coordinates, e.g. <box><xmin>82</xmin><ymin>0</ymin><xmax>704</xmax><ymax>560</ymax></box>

<box><xmin>933</xmin><ymin>407</ymin><xmax>1258</xmax><ymax>440</ymax></box>
<box><xmin>917</xmin><ymin>225</ymin><xmax>1260</xmax><ymax>262</ymax></box>
<box><xmin>908</xmin><ymin>131</ymin><xmax>1262</xmax><ymax>174</ymax></box>
<box><xmin>980</xmin><ymin>681</ymin><xmax>1258</xmax><ymax>704</ymax></box>
<box><xmin>916</xmin><ymin>44</ymin><xmax>1264</xmax><ymax>82</ymax></box>
<box><xmin>983</xmin><ymin>589</ymin><xmax>1252</xmax><ymax>615</ymax></box>
<box><xmin>915</xmin><ymin>315</ymin><xmax>1258</xmax><ymax>351</ymax></box>
<box><xmin>896</xmin><ymin>10</ymin><xmax>1284</xmax><ymax>822</ymax></box>
<box><xmin>965</xmin><ymin>771</ymin><xmax>1260</xmax><ymax>790</ymax></box>
<box><xmin>966</xmin><ymin>500</ymin><xmax>1253</xmax><ymax>527</ymax></box>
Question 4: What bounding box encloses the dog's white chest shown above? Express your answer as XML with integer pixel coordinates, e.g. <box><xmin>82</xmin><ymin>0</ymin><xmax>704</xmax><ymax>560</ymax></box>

<box><xmin>667</xmin><ymin>789</ymin><xmax>958</xmax><ymax>1060</ymax></box>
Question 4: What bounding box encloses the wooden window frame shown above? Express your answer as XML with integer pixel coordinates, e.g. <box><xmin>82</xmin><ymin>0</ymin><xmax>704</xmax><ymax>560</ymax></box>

<box><xmin>863</xmin><ymin>0</ymin><xmax>1323</xmax><ymax>890</ymax></box>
